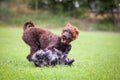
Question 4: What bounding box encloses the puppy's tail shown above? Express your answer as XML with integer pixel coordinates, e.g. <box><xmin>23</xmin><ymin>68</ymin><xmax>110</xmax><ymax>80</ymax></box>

<box><xmin>23</xmin><ymin>21</ymin><xmax>35</xmax><ymax>31</ymax></box>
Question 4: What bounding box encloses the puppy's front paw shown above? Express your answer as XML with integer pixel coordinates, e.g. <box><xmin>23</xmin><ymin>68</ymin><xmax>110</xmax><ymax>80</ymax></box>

<box><xmin>27</xmin><ymin>55</ymin><xmax>32</xmax><ymax>61</ymax></box>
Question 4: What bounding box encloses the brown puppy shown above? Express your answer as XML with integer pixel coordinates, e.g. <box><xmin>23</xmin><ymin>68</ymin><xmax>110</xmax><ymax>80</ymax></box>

<box><xmin>22</xmin><ymin>21</ymin><xmax>79</xmax><ymax>61</ymax></box>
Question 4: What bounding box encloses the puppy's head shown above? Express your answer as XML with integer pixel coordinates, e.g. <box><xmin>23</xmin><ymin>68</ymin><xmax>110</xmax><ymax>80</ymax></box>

<box><xmin>61</xmin><ymin>23</ymin><xmax>80</xmax><ymax>44</ymax></box>
<box><xmin>32</xmin><ymin>50</ymin><xmax>49</xmax><ymax>67</ymax></box>
<box><xmin>31</xmin><ymin>50</ymin><xmax>46</xmax><ymax>62</ymax></box>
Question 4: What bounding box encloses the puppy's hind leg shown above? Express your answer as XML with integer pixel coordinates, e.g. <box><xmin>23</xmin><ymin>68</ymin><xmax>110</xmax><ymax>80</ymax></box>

<box><xmin>27</xmin><ymin>45</ymin><xmax>40</xmax><ymax>61</ymax></box>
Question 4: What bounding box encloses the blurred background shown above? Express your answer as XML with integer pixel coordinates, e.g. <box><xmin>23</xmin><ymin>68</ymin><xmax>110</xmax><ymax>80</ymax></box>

<box><xmin>0</xmin><ymin>0</ymin><xmax>120</xmax><ymax>31</ymax></box>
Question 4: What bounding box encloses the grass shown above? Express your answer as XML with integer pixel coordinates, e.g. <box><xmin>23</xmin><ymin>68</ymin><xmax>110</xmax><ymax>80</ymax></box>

<box><xmin>0</xmin><ymin>27</ymin><xmax>120</xmax><ymax>80</ymax></box>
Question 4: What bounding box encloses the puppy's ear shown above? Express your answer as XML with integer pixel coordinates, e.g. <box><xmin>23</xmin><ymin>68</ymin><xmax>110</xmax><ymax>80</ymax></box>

<box><xmin>74</xmin><ymin>27</ymin><xmax>80</xmax><ymax>39</ymax></box>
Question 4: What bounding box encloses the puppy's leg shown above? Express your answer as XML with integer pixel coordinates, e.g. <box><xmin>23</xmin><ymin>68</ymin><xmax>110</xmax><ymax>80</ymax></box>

<box><xmin>27</xmin><ymin>46</ymin><xmax>40</xmax><ymax>61</ymax></box>
<box><xmin>65</xmin><ymin>58</ymin><xmax>75</xmax><ymax>65</ymax></box>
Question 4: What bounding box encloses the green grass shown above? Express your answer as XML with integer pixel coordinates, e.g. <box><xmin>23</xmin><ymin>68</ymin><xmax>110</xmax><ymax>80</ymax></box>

<box><xmin>0</xmin><ymin>27</ymin><xmax>120</xmax><ymax>80</ymax></box>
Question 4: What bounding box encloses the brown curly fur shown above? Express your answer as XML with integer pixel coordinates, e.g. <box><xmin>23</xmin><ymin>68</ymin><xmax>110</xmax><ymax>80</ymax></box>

<box><xmin>62</xmin><ymin>23</ymin><xmax>80</xmax><ymax>41</ymax></box>
<box><xmin>22</xmin><ymin>21</ymin><xmax>79</xmax><ymax>61</ymax></box>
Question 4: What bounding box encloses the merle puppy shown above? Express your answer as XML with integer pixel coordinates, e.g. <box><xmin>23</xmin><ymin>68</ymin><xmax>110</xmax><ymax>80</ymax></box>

<box><xmin>31</xmin><ymin>48</ymin><xmax>74</xmax><ymax>67</ymax></box>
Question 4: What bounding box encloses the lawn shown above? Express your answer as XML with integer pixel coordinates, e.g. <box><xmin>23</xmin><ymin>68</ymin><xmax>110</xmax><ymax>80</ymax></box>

<box><xmin>0</xmin><ymin>27</ymin><xmax>120</xmax><ymax>80</ymax></box>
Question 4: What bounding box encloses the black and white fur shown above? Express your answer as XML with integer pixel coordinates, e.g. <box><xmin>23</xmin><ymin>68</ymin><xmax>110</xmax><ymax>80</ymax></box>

<box><xmin>31</xmin><ymin>48</ymin><xmax>68</xmax><ymax>67</ymax></box>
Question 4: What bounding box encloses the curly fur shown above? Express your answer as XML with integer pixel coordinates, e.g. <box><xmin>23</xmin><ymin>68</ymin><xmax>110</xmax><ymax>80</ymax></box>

<box><xmin>62</xmin><ymin>23</ymin><xmax>80</xmax><ymax>41</ymax></box>
<box><xmin>22</xmin><ymin>21</ymin><xmax>79</xmax><ymax>61</ymax></box>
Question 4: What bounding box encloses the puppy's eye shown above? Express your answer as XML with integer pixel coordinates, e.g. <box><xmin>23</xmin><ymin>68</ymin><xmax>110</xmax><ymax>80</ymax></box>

<box><xmin>67</xmin><ymin>39</ymin><xmax>71</xmax><ymax>43</ymax></box>
<box><xmin>68</xmin><ymin>38</ymin><xmax>72</xmax><ymax>42</ymax></box>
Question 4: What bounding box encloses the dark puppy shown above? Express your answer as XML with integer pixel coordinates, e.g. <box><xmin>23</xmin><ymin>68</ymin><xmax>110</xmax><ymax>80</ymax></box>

<box><xmin>22</xmin><ymin>21</ymin><xmax>79</xmax><ymax>62</ymax></box>
<box><xmin>22</xmin><ymin>22</ymin><xmax>59</xmax><ymax>61</ymax></box>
